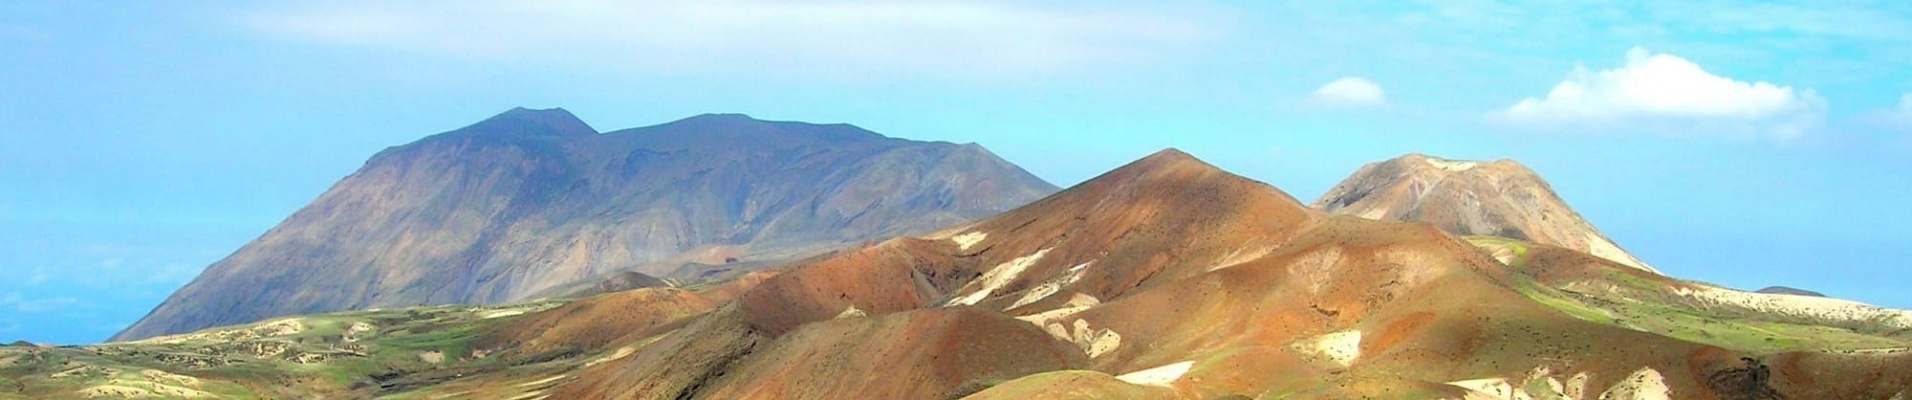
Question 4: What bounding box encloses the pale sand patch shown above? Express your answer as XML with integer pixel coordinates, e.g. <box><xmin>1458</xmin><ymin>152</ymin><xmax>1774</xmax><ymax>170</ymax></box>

<box><xmin>835</xmin><ymin>305</ymin><xmax>867</xmax><ymax>319</ymax></box>
<box><xmin>1206</xmin><ymin>246</ymin><xmax>1274</xmax><ymax>272</ymax></box>
<box><xmin>1582</xmin><ymin>232</ymin><xmax>1658</xmax><ymax>273</ymax></box>
<box><xmin>1290</xmin><ymin>247</ymin><xmax>1345</xmax><ymax>296</ymax></box>
<box><xmin>51</xmin><ymin>365</ymin><xmax>111</xmax><ymax>379</ymax></box>
<box><xmin>1357</xmin><ymin>206</ymin><xmax>1391</xmax><ymax>220</ymax></box>
<box><xmin>1675</xmin><ymin>285</ymin><xmax>1912</xmax><ymax>330</ymax></box>
<box><xmin>1291</xmin><ymin>330</ymin><xmax>1362</xmax><ymax>367</ymax></box>
<box><xmin>1822</xmin><ymin>347</ymin><xmax>1912</xmax><ymax>355</ymax></box>
<box><xmin>79</xmin><ymin>378</ymin><xmax>214</xmax><ymax>398</ymax></box>
<box><xmin>134</xmin><ymin>318</ymin><xmax>306</xmax><ymax>345</ymax></box>
<box><xmin>1425</xmin><ymin>158</ymin><xmax>1479</xmax><ymax>172</ymax></box>
<box><xmin>140</xmin><ymin>369</ymin><xmax>201</xmax><ymax>387</ymax></box>
<box><xmin>1073</xmin><ymin>319</ymin><xmax>1122</xmax><ymax>358</ymax></box>
<box><xmin>78</xmin><ymin>385</ymin><xmax>154</xmax><ymax>398</ymax></box>
<box><xmin>1448</xmin><ymin>378</ymin><xmax>1524</xmax><ymax>400</ymax></box>
<box><xmin>514</xmin><ymin>375</ymin><xmax>569</xmax><ymax>388</ymax></box>
<box><xmin>946</xmin><ymin>248</ymin><xmax>1051</xmax><ymax>306</ymax></box>
<box><xmin>418</xmin><ymin>351</ymin><xmax>445</xmax><ymax>364</ymax></box>
<box><xmin>1566</xmin><ymin>372</ymin><xmax>1590</xmax><ymax>400</ymax></box>
<box><xmin>505</xmin><ymin>393</ymin><xmax>550</xmax><ymax>400</ymax></box>
<box><xmin>480</xmin><ymin>309</ymin><xmax>528</xmax><ymax>319</ymax></box>
<box><xmin>1541</xmin><ymin>377</ymin><xmax>1566</xmax><ymax>399</ymax></box>
<box><xmin>1519</xmin><ymin>366</ymin><xmax>1567</xmax><ymax>400</ymax></box>
<box><xmin>1599</xmin><ymin>367</ymin><xmax>1670</xmax><ymax>400</ymax></box>
<box><xmin>1016</xmin><ymin>293</ymin><xmax>1102</xmax><ymax>328</ymax></box>
<box><xmin>1042</xmin><ymin>322</ymin><xmax>1071</xmax><ymax>342</ymax></box>
<box><xmin>1115</xmin><ymin>361</ymin><xmax>1194</xmax><ymax>387</ymax></box>
<box><xmin>584</xmin><ymin>345</ymin><xmax>639</xmax><ymax>368</ymax></box>
<box><xmin>951</xmin><ymin>231</ymin><xmax>988</xmax><ymax>251</ymax></box>
<box><xmin>259</xmin><ymin>319</ymin><xmax>305</xmax><ymax>336</ymax></box>
<box><xmin>1006</xmin><ymin>262</ymin><xmax>1093</xmax><ymax>310</ymax></box>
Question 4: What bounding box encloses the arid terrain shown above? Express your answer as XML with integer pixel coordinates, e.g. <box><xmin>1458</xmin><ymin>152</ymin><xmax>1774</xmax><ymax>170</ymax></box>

<box><xmin>13</xmin><ymin>149</ymin><xmax>1908</xmax><ymax>399</ymax></box>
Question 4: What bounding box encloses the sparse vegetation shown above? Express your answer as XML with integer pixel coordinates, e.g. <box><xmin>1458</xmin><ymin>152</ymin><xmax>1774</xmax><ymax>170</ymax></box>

<box><xmin>0</xmin><ymin>301</ymin><xmax>568</xmax><ymax>399</ymax></box>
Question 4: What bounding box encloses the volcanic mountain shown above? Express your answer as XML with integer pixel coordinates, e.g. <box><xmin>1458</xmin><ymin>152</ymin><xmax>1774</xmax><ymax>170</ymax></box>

<box><xmin>1313</xmin><ymin>153</ymin><xmax>1659</xmax><ymax>273</ymax></box>
<box><xmin>17</xmin><ymin>149</ymin><xmax>1907</xmax><ymax>398</ymax></box>
<box><xmin>531</xmin><ymin>149</ymin><xmax>1911</xmax><ymax>399</ymax></box>
<box><xmin>1756</xmin><ymin>286</ymin><xmax>1826</xmax><ymax>297</ymax></box>
<box><xmin>110</xmin><ymin>108</ymin><xmax>1058</xmax><ymax>341</ymax></box>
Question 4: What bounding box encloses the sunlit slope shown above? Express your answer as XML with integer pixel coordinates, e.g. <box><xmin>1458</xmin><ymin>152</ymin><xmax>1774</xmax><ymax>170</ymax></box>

<box><xmin>1316</xmin><ymin>153</ymin><xmax>1658</xmax><ymax>274</ymax></box>
<box><xmin>550</xmin><ymin>149</ymin><xmax>1909</xmax><ymax>399</ymax></box>
<box><xmin>0</xmin><ymin>269</ymin><xmax>779</xmax><ymax>399</ymax></box>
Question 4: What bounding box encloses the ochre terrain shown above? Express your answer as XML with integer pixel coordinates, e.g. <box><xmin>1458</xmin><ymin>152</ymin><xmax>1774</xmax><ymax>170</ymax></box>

<box><xmin>23</xmin><ymin>149</ymin><xmax>1908</xmax><ymax>399</ymax></box>
<box><xmin>538</xmin><ymin>150</ymin><xmax>1912</xmax><ymax>399</ymax></box>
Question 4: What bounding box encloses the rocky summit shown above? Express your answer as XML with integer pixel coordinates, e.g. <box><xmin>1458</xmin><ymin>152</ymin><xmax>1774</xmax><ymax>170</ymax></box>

<box><xmin>1314</xmin><ymin>153</ymin><xmax>1659</xmax><ymax>273</ymax></box>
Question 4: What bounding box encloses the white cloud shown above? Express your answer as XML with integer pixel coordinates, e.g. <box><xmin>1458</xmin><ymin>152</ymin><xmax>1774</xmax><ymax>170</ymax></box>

<box><xmin>238</xmin><ymin>0</ymin><xmax>1214</xmax><ymax>80</ymax></box>
<box><xmin>1501</xmin><ymin>47</ymin><xmax>1812</xmax><ymax>119</ymax></box>
<box><xmin>15</xmin><ymin>297</ymin><xmax>78</xmax><ymax>313</ymax></box>
<box><xmin>1310</xmin><ymin>77</ymin><xmax>1387</xmax><ymax>107</ymax></box>
<box><xmin>0</xmin><ymin>294</ymin><xmax>80</xmax><ymax>313</ymax></box>
<box><xmin>1857</xmin><ymin>93</ymin><xmax>1912</xmax><ymax>132</ymax></box>
<box><xmin>1490</xmin><ymin>47</ymin><xmax>1824</xmax><ymax>137</ymax></box>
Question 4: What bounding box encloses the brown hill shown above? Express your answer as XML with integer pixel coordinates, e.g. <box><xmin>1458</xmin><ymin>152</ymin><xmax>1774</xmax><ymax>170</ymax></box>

<box><xmin>111</xmin><ymin>109</ymin><xmax>1057</xmax><ymax>341</ymax></box>
<box><xmin>533</xmin><ymin>149</ymin><xmax>1909</xmax><ymax>399</ymax></box>
<box><xmin>1313</xmin><ymin>153</ymin><xmax>1659</xmax><ymax>273</ymax></box>
<box><xmin>593</xmin><ymin>271</ymin><xmax>671</xmax><ymax>293</ymax></box>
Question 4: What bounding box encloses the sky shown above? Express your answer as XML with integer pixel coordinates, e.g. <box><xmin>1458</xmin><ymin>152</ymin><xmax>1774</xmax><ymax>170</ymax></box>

<box><xmin>2</xmin><ymin>0</ymin><xmax>1911</xmax><ymax>345</ymax></box>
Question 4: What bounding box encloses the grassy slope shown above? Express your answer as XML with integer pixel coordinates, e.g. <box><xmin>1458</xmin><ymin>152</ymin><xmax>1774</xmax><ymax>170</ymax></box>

<box><xmin>1468</xmin><ymin>236</ymin><xmax>1910</xmax><ymax>355</ymax></box>
<box><xmin>0</xmin><ymin>301</ymin><xmax>576</xmax><ymax>399</ymax></box>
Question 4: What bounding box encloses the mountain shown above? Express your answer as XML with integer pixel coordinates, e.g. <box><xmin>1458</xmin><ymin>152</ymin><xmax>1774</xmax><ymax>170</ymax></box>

<box><xmin>1313</xmin><ymin>153</ymin><xmax>1659</xmax><ymax>273</ymax></box>
<box><xmin>1757</xmin><ymin>286</ymin><xmax>1827</xmax><ymax>297</ymax></box>
<box><xmin>110</xmin><ymin>109</ymin><xmax>1058</xmax><ymax>342</ymax></box>
<box><xmin>539</xmin><ymin>149</ymin><xmax>1911</xmax><ymax>399</ymax></box>
<box><xmin>25</xmin><ymin>149</ymin><xmax>1903</xmax><ymax>399</ymax></box>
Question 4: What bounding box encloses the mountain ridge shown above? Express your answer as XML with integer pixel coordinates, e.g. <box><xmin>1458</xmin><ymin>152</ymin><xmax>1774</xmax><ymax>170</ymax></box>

<box><xmin>111</xmin><ymin>109</ymin><xmax>1059</xmax><ymax>341</ymax></box>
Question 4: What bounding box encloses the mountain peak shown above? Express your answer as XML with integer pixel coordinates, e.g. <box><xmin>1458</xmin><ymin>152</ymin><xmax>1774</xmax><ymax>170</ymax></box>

<box><xmin>1054</xmin><ymin>147</ymin><xmax>1304</xmax><ymax>214</ymax></box>
<box><xmin>623</xmin><ymin>113</ymin><xmax>887</xmax><ymax>147</ymax></box>
<box><xmin>1316</xmin><ymin>153</ymin><xmax>1659</xmax><ymax>274</ymax></box>
<box><xmin>1756</xmin><ymin>286</ymin><xmax>1826</xmax><ymax>297</ymax></box>
<box><xmin>456</xmin><ymin>107</ymin><xmax>597</xmax><ymax>138</ymax></box>
<box><xmin>680</xmin><ymin>113</ymin><xmax>760</xmax><ymax>123</ymax></box>
<box><xmin>1384</xmin><ymin>153</ymin><xmax>1526</xmax><ymax>174</ymax></box>
<box><xmin>1108</xmin><ymin>147</ymin><xmax>1216</xmax><ymax>176</ymax></box>
<box><xmin>1144</xmin><ymin>147</ymin><xmax>1196</xmax><ymax>161</ymax></box>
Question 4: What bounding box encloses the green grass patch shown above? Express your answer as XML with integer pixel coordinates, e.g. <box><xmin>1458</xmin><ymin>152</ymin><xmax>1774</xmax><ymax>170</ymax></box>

<box><xmin>1602</xmin><ymin>271</ymin><xmax>1661</xmax><ymax>292</ymax></box>
<box><xmin>376</xmin><ymin>325</ymin><xmax>481</xmax><ymax>358</ymax></box>
<box><xmin>1511</xmin><ymin>275</ymin><xmax>1906</xmax><ymax>354</ymax></box>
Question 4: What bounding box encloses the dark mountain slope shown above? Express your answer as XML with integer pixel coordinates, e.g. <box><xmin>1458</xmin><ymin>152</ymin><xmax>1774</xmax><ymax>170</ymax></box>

<box><xmin>112</xmin><ymin>109</ymin><xmax>1057</xmax><ymax>341</ymax></box>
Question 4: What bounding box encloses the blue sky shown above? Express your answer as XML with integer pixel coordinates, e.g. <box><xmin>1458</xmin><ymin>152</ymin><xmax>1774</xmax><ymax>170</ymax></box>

<box><xmin>3</xmin><ymin>1</ymin><xmax>1911</xmax><ymax>344</ymax></box>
